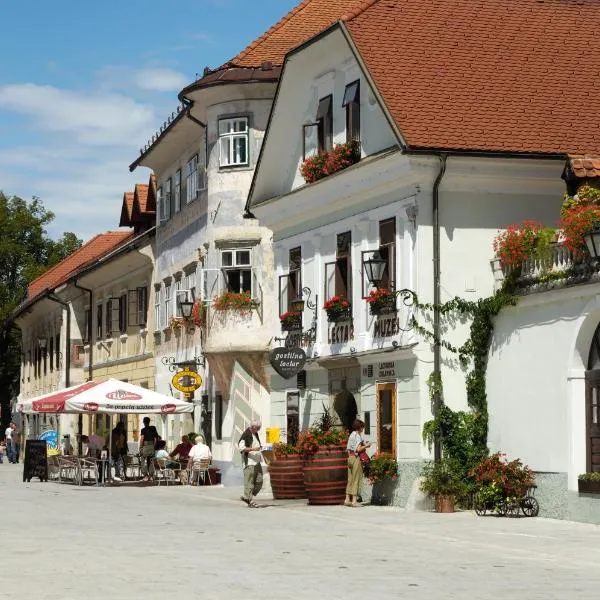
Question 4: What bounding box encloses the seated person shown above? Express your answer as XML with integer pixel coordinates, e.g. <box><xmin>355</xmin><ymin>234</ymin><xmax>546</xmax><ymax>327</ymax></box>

<box><xmin>155</xmin><ymin>440</ymin><xmax>181</xmax><ymax>470</ymax></box>
<box><xmin>169</xmin><ymin>435</ymin><xmax>193</xmax><ymax>461</ymax></box>
<box><xmin>187</xmin><ymin>435</ymin><xmax>212</xmax><ymax>471</ymax></box>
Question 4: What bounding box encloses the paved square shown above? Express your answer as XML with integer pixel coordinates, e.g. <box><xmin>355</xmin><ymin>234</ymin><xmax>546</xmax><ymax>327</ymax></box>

<box><xmin>2</xmin><ymin>465</ymin><xmax>600</xmax><ymax>599</ymax></box>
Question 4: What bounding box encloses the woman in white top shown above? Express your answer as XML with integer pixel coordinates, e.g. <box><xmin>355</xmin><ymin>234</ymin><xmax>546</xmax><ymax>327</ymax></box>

<box><xmin>345</xmin><ymin>419</ymin><xmax>370</xmax><ymax>507</ymax></box>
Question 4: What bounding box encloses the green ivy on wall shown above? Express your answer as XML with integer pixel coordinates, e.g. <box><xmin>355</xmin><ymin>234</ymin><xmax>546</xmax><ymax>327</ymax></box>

<box><xmin>416</xmin><ymin>292</ymin><xmax>517</xmax><ymax>473</ymax></box>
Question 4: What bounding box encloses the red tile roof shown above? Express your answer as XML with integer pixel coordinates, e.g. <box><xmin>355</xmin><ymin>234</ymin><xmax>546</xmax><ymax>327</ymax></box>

<box><xmin>134</xmin><ymin>184</ymin><xmax>151</xmax><ymax>215</ymax></box>
<box><xmin>27</xmin><ymin>231</ymin><xmax>133</xmax><ymax>299</ymax></box>
<box><xmin>568</xmin><ymin>155</ymin><xmax>600</xmax><ymax>179</ymax></box>
<box><xmin>119</xmin><ymin>192</ymin><xmax>134</xmax><ymax>227</ymax></box>
<box><xmin>227</xmin><ymin>0</ymin><xmax>367</xmax><ymax>68</ymax></box>
<box><xmin>344</xmin><ymin>0</ymin><xmax>600</xmax><ymax>155</ymax></box>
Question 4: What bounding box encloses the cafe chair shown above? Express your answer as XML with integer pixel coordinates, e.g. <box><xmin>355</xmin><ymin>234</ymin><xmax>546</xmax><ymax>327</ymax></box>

<box><xmin>188</xmin><ymin>458</ymin><xmax>213</xmax><ymax>486</ymax></box>
<box><xmin>154</xmin><ymin>458</ymin><xmax>180</xmax><ymax>486</ymax></box>
<box><xmin>78</xmin><ymin>458</ymin><xmax>100</xmax><ymax>486</ymax></box>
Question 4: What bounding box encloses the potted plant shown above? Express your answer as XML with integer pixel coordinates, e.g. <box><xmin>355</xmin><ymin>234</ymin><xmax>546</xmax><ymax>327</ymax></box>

<box><xmin>213</xmin><ymin>291</ymin><xmax>258</xmax><ymax>313</ymax></box>
<box><xmin>191</xmin><ymin>300</ymin><xmax>206</xmax><ymax>327</ymax></box>
<box><xmin>367</xmin><ymin>453</ymin><xmax>399</xmax><ymax>505</ymax></box>
<box><xmin>298</xmin><ymin>406</ymin><xmax>348</xmax><ymax>505</ymax></box>
<box><xmin>469</xmin><ymin>452</ymin><xmax>535</xmax><ymax>515</ymax></box>
<box><xmin>420</xmin><ymin>457</ymin><xmax>467</xmax><ymax>513</ymax></box>
<box><xmin>169</xmin><ymin>316</ymin><xmax>184</xmax><ymax>333</ymax></box>
<box><xmin>299</xmin><ymin>141</ymin><xmax>361</xmax><ymax>184</ymax></box>
<box><xmin>268</xmin><ymin>442</ymin><xmax>306</xmax><ymax>499</ymax></box>
<box><xmin>578</xmin><ymin>472</ymin><xmax>600</xmax><ymax>494</ymax></box>
<box><xmin>279</xmin><ymin>311</ymin><xmax>302</xmax><ymax>332</ymax></box>
<box><xmin>323</xmin><ymin>295</ymin><xmax>351</xmax><ymax>323</ymax></box>
<box><xmin>559</xmin><ymin>203</ymin><xmax>600</xmax><ymax>259</ymax></box>
<box><xmin>365</xmin><ymin>288</ymin><xmax>396</xmax><ymax>316</ymax></box>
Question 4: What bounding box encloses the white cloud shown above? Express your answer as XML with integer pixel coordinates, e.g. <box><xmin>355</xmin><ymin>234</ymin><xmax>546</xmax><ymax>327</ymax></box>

<box><xmin>0</xmin><ymin>78</ymin><xmax>164</xmax><ymax>240</ymax></box>
<box><xmin>133</xmin><ymin>68</ymin><xmax>188</xmax><ymax>92</ymax></box>
<box><xmin>0</xmin><ymin>83</ymin><xmax>156</xmax><ymax>146</ymax></box>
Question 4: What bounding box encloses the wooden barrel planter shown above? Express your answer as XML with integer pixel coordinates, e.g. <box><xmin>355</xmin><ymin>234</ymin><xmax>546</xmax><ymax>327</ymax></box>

<box><xmin>269</xmin><ymin>454</ymin><xmax>306</xmax><ymax>499</ymax></box>
<box><xmin>303</xmin><ymin>445</ymin><xmax>347</xmax><ymax>505</ymax></box>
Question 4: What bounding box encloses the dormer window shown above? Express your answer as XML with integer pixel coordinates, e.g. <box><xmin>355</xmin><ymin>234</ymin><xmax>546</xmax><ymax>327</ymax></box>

<box><xmin>219</xmin><ymin>117</ymin><xmax>249</xmax><ymax>167</ymax></box>
<box><xmin>343</xmin><ymin>80</ymin><xmax>360</xmax><ymax>143</ymax></box>
<box><xmin>316</xmin><ymin>95</ymin><xmax>333</xmax><ymax>152</ymax></box>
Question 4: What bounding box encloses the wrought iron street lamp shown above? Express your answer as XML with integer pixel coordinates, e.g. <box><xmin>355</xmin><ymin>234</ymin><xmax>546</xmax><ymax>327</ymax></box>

<box><xmin>178</xmin><ymin>297</ymin><xmax>194</xmax><ymax>319</ymax></box>
<box><xmin>363</xmin><ymin>250</ymin><xmax>387</xmax><ymax>289</ymax></box>
<box><xmin>584</xmin><ymin>226</ymin><xmax>600</xmax><ymax>260</ymax></box>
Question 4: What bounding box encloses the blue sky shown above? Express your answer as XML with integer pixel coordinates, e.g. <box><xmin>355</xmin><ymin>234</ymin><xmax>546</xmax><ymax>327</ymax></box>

<box><xmin>0</xmin><ymin>0</ymin><xmax>298</xmax><ymax>240</ymax></box>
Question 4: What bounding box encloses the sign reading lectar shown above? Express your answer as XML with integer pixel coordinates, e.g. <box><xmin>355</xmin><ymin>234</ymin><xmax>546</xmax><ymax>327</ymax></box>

<box><xmin>171</xmin><ymin>369</ymin><xmax>203</xmax><ymax>393</ymax></box>
<box><xmin>270</xmin><ymin>347</ymin><xmax>307</xmax><ymax>379</ymax></box>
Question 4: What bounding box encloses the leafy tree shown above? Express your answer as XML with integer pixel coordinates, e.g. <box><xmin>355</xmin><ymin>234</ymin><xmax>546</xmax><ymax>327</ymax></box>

<box><xmin>0</xmin><ymin>191</ymin><xmax>82</xmax><ymax>431</ymax></box>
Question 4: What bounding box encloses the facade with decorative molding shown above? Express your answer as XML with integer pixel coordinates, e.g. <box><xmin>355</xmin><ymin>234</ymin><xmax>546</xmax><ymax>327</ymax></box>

<box><xmin>129</xmin><ymin>72</ymin><xmax>278</xmax><ymax>481</ymax></box>
<box><xmin>246</xmin><ymin>4</ymin><xmax>598</xmax><ymax>520</ymax></box>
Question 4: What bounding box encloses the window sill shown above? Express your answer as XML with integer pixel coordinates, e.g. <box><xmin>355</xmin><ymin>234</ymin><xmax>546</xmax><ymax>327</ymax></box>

<box><xmin>139</xmin><ymin>327</ymin><xmax>148</xmax><ymax>336</ymax></box>
<box><xmin>218</xmin><ymin>164</ymin><xmax>251</xmax><ymax>173</ymax></box>
<box><xmin>119</xmin><ymin>334</ymin><xmax>128</xmax><ymax>342</ymax></box>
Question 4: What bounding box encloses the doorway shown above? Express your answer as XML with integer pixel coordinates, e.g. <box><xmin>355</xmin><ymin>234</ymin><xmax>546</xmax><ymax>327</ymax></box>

<box><xmin>584</xmin><ymin>371</ymin><xmax>600</xmax><ymax>472</ymax></box>
<box><xmin>376</xmin><ymin>382</ymin><xmax>396</xmax><ymax>457</ymax></box>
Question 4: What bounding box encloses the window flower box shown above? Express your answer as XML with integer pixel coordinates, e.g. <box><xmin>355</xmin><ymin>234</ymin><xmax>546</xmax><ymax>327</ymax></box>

<box><xmin>365</xmin><ymin>288</ymin><xmax>397</xmax><ymax>316</ymax></box>
<box><xmin>280</xmin><ymin>311</ymin><xmax>302</xmax><ymax>332</ymax></box>
<box><xmin>323</xmin><ymin>296</ymin><xmax>351</xmax><ymax>323</ymax></box>
<box><xmin>578</xmin><ymin>473</ymin><xmax>600</xmax><ymax>494</ymax></box>
<box><xmin>213</xmin><ymin>291</ymin><xmax>258</xmax><ymax>313</ymax></box>
<box><xmin>300</xmin><ymin>141</ymin><xmax>360</xmax><ymax>184</ymax></box>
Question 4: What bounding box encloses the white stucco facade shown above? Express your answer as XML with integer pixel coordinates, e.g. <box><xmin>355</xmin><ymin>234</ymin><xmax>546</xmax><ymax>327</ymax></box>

<box><xmin>249</xmin><ymin>26</ymin><xmax>576</xmax><ymax>509</ymax></box>
<box><xmin>134</xmin><ymin>78</ymin><xmax>278</xmax><ymax>481</ymax></box>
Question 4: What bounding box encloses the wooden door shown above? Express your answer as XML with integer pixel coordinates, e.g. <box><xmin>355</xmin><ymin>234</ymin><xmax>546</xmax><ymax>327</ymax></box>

<box><xmin>585</xmin><ymin>370</ymin><xmax>600</xmax><ymax>472</ymax></box>
<box><xmin>376</xmin><ymin>383</ymin><xmax>396</xmax><ymax>457</ymax></box>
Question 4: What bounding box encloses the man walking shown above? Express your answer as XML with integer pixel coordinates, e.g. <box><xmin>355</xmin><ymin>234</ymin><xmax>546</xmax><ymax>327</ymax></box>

<box><xmin>11</xmin><ymin>423</ymin><xmax>21</xmax><ymax>464</ymax></box>
<box><xmin>238</xmin><ymin>419</ymin><xmax>263</xmax><ymax>508</ymax></box>
<box><xmin>5</xmin><ymin>422</ymin><xmax>14</xmax><ymax>464</ymax></box>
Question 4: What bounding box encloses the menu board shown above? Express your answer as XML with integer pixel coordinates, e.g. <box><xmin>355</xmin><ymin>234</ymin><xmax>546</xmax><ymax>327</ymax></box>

<box><xmin>23</xmin><ymin>439</ymin><xmax>48</xmax><ymax>483</ymax></box>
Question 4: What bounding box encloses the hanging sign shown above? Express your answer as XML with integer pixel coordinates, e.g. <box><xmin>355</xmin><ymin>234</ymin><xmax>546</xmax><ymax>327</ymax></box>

<box><xmin>171</xmin><ymin>369</ymin><xmax>203</xmax><ymax>393</ymax></box>
<box><xmin>270</xmin><ymin>347</ymin><xmax>307</xmax><ymax>379</ymax></box>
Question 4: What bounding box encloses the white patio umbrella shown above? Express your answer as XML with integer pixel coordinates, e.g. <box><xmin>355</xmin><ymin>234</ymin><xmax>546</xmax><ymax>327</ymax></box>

<box><xmin>18</xmin><ymin>379</ymin><xmax>193</xmax><ymax>484</ymax></box>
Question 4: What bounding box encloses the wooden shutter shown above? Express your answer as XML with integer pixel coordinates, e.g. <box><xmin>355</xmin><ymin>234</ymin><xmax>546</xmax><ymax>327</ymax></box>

<box><xmin>128</xmin><ymin>290</ymin><xmax>138</xmax><ymax>327</ymax></box>
<box><xmin>585</xmin><ymin>370</ymin><xmax>600</xmax><ymax>472</ymax></box>
<box><xmin>137</xmin><ymin>287</ymin><xmax>147</xmax><ymax>326</ymax></box>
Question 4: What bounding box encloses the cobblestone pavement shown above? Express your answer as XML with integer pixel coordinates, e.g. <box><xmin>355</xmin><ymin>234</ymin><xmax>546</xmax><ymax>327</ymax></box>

<box><xmin>2</xmin><ymin>465</ymin><xmax>600</xmax><ymax>600</ymax></box>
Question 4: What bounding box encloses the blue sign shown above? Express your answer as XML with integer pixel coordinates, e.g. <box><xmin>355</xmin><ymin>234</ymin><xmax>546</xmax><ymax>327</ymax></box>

<box><xmin>39</xmin><ymin>430</ymin><xmax>58</xmax><ymax>449</ymax></box>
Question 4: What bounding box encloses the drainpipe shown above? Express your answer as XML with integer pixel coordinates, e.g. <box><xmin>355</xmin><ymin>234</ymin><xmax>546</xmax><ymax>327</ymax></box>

<box><xmin>73</xmin><ymin>281</ymin><xmax>92</xmax><ymax>456</ymax></box>
<box><xmin>46</xmin><ymin>293</ymin><xmax>73</xmax><ymax>451</ymax></box>
<box><xmin>432</xmin><ymin>153</ymin><xmax>447</xmax><ymax>463</ymax></box>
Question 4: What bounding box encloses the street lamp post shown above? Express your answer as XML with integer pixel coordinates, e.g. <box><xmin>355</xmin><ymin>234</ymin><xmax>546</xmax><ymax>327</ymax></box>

<box><xmin>178</xmin><ymin>297</ymin><xmax>194</xmax><ymax>319</ymax></box>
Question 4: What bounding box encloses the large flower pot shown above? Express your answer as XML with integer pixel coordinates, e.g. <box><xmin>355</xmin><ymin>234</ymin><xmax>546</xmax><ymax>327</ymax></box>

<box><xmin>268</xmin><ymin>454</ymin><xmax>306</xmax><ymax>499</ymax></box>
<box><xmin>578</xmin><ymin>479</ymin><xmax>600</xmax><ymax>494</ymax></box>
<box><xmin>371</xmin><ymin>479</ymin><xmax>397</xmax><ymax>506</ymax></box>
<box><xmin>303</xmin><ymin>445</ymin><xmax>347</xmax><ymax>505</ymax></box>
<box><xmin>435</xmin><ymin>495</ymin><xmax>455</xmax><ymax>513</ymax></box>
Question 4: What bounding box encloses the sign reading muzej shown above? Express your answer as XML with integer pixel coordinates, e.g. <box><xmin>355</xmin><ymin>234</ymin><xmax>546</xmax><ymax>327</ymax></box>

<box><xmin>270</xmin><ymin>347</ymin><xmax>307</xmax><ymax>379</ymax></box>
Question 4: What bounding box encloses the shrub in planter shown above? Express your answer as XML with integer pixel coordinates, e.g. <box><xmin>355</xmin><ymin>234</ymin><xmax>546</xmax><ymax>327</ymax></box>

<box><xmin>368</xmin><ymin>454</ymin><xmax>399</xmax><ymax>506</ymax></box>
<box><xmin>269</xmin><ymin>442</ymin><xmax>306</xmax><ymax>500</ymax></box>
<box><xmin>213</xmin><ymin>291</ymin><xmax>257</xmax><ymax>313</ymax></box>
<box><xmin>420</xmin><ymin>457</ymin><xmax>468</xmax><ymax>513</ymax></box>
<box><xmin>323</xmin><ymin>295</ymin><xmax>351</xmax><ymax>323</ymax></box>
<box><xmin>279</xmin><ymin>310</ymin><xmax>302</xmax><ymax>331</ymax></box>
<box><xmin>492</xmin><ymin>221</ymin><xmax>556</xmax><ymax>272</ymax></box>
<box><xmin>299</xmin><ymin>141</ymin><xmax>360</xmax><ymax>184</ymax></box>
<box><xmin>469</xmin><ymin>452</ymin><xmax>535</xmax><ymax>502</ymax></box>
<box><xmin>297</xmin><ymin>405</ymin><xmax>348</xmax><ymax>505</ymax></box>
<box><xmin>559</xmin><ymin>204</ymin><xmax>600</xmax><ymax>259</ymax></box>
<box><xmin>365</xmin><ymin>288</ymin><xmax>396</xmax><ymax>315</ymax></box>
<box><xmin>578</xmin><ymin>472</ymin><xmax>600</xmax><ymax>494</ymax></box>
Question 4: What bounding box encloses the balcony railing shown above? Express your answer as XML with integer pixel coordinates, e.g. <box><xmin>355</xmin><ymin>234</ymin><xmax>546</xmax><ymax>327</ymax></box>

<box><xmin>491</xmin><ymin>242</ymin><xmax>600</xmax><ymax>295</ymax></box>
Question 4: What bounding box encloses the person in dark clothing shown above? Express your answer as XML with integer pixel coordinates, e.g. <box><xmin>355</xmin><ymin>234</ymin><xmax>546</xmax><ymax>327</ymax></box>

<box><xmin>139</xmin><ymin>417</ymin><xmax>159</xmax><ymax>481</ymax></box>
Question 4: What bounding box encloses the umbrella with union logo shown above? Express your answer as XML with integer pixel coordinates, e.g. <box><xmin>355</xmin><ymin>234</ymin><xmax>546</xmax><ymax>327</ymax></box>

<box><xmin>17</xmin><ymin>379</ymin><xmax>193</xmax><ymax>415</ymax></box>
